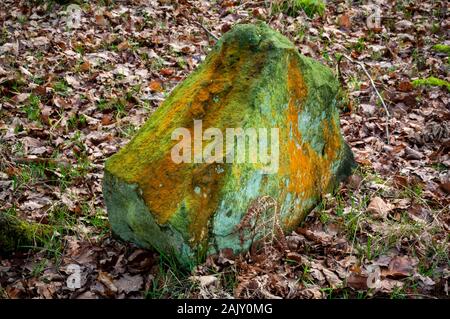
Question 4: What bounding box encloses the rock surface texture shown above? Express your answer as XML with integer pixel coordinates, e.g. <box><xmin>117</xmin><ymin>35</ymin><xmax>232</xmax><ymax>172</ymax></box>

<box><xmin>103</xmin><ymin>23</ymin><xmax>355</xmax><ymax>267</ymax></box>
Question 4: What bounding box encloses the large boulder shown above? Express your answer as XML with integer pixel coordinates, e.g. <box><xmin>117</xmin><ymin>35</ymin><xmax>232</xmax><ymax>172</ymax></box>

<box><xmin>103</xmin><ymin>23</ymin><xmax>355</xmax><ymax>267</ymax></box>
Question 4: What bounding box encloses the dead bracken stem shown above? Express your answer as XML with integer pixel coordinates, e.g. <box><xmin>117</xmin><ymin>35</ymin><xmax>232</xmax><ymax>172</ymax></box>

<box><xmin>193</xmin><ymin>20</ymin><xmax>219</xmax><ymax>42</ymax></box>
<box><xmin>236</xmin><ymin>195</ymin><xmax>287</xmax><ymax>250</ymax></box>
<box><xmin>340</xmin><ymin>54</ymin><xmax>391</xmax><ymax>145</ymax></box>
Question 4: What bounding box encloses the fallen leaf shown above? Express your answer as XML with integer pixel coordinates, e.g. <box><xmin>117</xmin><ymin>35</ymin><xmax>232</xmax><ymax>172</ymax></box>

<box><xmin>395</xmin><ymin>20</ymin><xmax>414</xmax><ymax>31</ymax></box>
<box><xmin>190</xmin><ymin>275</ymin><xmax>218</xmax><ymax>287</ymax></box>
<box><xmin>338</xmin><ymin>14</ymin><xmax>351</xmax><ymax>29</ymax></box>
<box><xmin>347</xmin><ymin>273</ymin><xmax>368</xmax><ymax>290</ymax></box>
<box><xmin>383</xmin><ymin>256</ymin><xmax>417</xmax><ymax>279</ymax></box>
<box><xmin>298</xmin><ymin>287</ymin><xmax>323</xmax><ymax>299</ymax></box>
<box><xmin>117</xmin><ymin>41</ymin><xmax>129</xmax><ymax>51</ymax></box>
<box><xmin>322</xmin><ymin>268</ymin><xmax>342</xmax><ymax>288</ymax></box>
<box><xmin>399</xmin><ymin>80</ymin><xmax>413</xmax><ymax>92</ymax></box>
<box><xmin>149</xmin><ymin>80</ymin><xmax>163</xmax><ymax>92</ymax></box>
<box><xmin>379</xmin><ymin>278</ymin><xmax>404</xmax><ymax>293</ymax></box>
<box><xmin>160</xmin><ymin>68</ymin><xmax>174</xmax><ymax>76</ymax></box>
<box><xmin>296</xmin><ymin>228</ymin><xmax>332</xmax><ymax>244</ymax></box>
<box><xmin>76</xmin><ymin>291</ymin><xmax>98</xmax><ymax>299</ymax></box>
<box><xmin>5</xmin><ymin>281</ymin><xmax>25</xmax><ymax>299</ymax></box>
<box><xmin>13</xmin><ymin>92</ymin><xmax>30</xmax><ymax>104</ymax></box>
<box><xmin>95</xmin><ymin>14</ymin><xmax>107</xmax><ymax>26</ymax></box>
<box><xmin>80</xmin><ymin>61</ymin><xmax>91</xmax><ymax>72</ymax></box>
<box><xmin>98</xmin><ymin>271</ymin><xmax>118</xmax><ymax>293</ymax></box>
<box><xmin>114</xmin><ymin>274</ymin><xmax>144</xmax><ymax>294</ymax></box>
<box><xmin>439</xmin><ymin>181</ymin><xmax>450</xmax><ymax>194</ymax></box>
<box><xmin>360</xmin><ymin>104</ymin><xmax>376</xmax><ymax>116</ymax></box>
<box><xmin>367</xmin><ymin>197</ymin><xmax>393</xmax><ymax>219</ymax></box>
<box><xmin>346</xmin><ymin>174</ymin><xmax>363</xmax><ymax>190</ymax></box>
<box><xmin>101</xmin><ymin>114</ymin><xmax>113</xmax><ymax>125</ymax></box>
<box><xmin>404</xmin><ymin>147</ymin><xmax>423</xmax><ymax>160</ymax></box>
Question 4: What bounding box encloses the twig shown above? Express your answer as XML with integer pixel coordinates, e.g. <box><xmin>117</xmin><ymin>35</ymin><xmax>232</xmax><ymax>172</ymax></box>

<box><xmin>11</xmin><ymin>157</ymin><xmax>70</xmax><ymax>166</ymax></box>
<box><xmin>340</xmin><ymin>54</ymin><xmax>391</xmax><ymax>144</ymax></box>
<box><xmin>192</xmin><ymin>21</ymin><xmax>219</xmax><ymax>42</ymax></box>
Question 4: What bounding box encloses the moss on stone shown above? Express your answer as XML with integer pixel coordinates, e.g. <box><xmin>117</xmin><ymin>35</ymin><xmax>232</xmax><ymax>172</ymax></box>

<box><xmin>432</xmin><ymin>44</ymin><xmax>450</xmax><ymax>55</ymax></box>
<box><xmin>412</xmin><ymin>77</ymin><xmax>450</xmax><ymax>92</ymax></box>
<box><xmin>0</xmin><ymin>213</ymin><xmax>53</xmax><ymax>253</ymax></box>
<box><xmin>104</xmin><ymin>23</ymin><xmax>355</xmax><ymax>267</ymax></box>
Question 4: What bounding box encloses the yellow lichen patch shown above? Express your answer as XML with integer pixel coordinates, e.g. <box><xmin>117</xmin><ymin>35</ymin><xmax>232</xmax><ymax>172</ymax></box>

<box><xmin>138</xmin><ymin>151</ymin><xmax>190</xmax><ymax>224</ymax></box>
<box><xmin>187</xmin><ymin>163</ymin><xmax>225</xmax><ymax>243</ymax></box>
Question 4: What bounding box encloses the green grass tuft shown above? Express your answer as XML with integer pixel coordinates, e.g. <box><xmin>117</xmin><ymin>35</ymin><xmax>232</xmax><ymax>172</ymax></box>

<box><xmin>273</xmin><ymin>0</ymin><xmax>325</xmax><ymax>18</ymax></box>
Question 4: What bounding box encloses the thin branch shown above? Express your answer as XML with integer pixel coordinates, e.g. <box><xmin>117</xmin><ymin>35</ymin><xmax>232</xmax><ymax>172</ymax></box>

<box><xmin>341</xmin><ymin>54</ymin><xmax>391</xmax><ymax>144</ymax></box>
<box><xmin>11</xmin><ymin>157</ymin><xmax>70</xmax><ymax>166</ymax></box>
<box><xmin>192</xmin><ymin>21</ymin><xmax>219</xmax><ymax>42</ymax></box>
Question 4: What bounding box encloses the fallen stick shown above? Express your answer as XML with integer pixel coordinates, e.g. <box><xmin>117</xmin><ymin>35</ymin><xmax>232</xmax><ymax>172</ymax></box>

<box><xmin>192</xmin><ymin>21</ymin><xmax>219</xmax><ymax>42</ymax></box>
<box><xmin>340</xmin><ymin>54</ymin><xmax>391</xmax><ymax>144</ymax></box>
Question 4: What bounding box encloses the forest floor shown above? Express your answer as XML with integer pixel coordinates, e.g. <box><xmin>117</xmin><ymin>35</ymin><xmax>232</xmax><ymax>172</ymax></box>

<box><xmin>0</xmin><ymin>0</ymin><xmax>448</xmax><ymax>299</ymax></box>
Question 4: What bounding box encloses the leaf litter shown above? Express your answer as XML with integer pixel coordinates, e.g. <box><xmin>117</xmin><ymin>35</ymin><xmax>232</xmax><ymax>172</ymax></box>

<box><xmin>0</xmin><ymin>0</ymin><xmax>449</xmax><ymax>299</ymax></box>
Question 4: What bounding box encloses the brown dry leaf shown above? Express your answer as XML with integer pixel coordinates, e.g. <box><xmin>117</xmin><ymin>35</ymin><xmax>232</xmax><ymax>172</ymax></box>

<box><xmin>399</xmin><ymin>80</ymin><xmax>413</xmax><ymax>92</ymax></box>
<box><xmin>65</xmin><ymin>75</ymin><xmax>80</xmax><ymax>88</ymax></box>
<box><xmin>439</xmin><ymin>181</ymin><xmax>450</xmax><ymax>195</ymax></box>
<box><xmin>367</xmin><ymin>197</ymin><xmax>393</xmax><ymax>219</ymax></box>
<box><xmin>36</xmin><ymin>282</ymin><xmax>56</xmax><ymax>299</ymax></box>
<box><xmin>149</xmin><ymin>80</ymin><xmax>163</xmax><ymax>92</ymax></box>
<box><xmin>379</xmin><ymin>278</ymin><xmax>404</xmax><ymax>293</ymax></box>
<box><xmin>338</xmin><ymin>14</ymin><xmax>351</xmax><ymax>29</ymax></box>
<box><xmin>393</xmin><ymin>175</ymin><xmax>409</xmax><ymax>188</ymax></box>
<box><xmin>101</xmin><ymin>114</ymin><xmax>113</xmax><ymax>125</ymax></box>
<box><xmin>13</xmin><ymin>92</ymin><xmax>30</xmax><ymax>104</ymax></box>
<box><xmin>322</xmin><ymin>268</ymin><xmax>343</xmax><ymax>288</ymax></box>
<box><xmin>95</xmin><ymin>14</ymin><xmax>107</xmax><ymax>26</ymax></box>
<box><xmin>160</xmin><ymin>68</ymin><xmax>174</xmax><ymax>76</ymax></box>
<box><xmin>5</xmin><ymin>281</ymin><xmax>25</xmax><ymax>299</ymax></box>
<box><xmin>117</xmin><ymin>41</ymin><xmax>129</xmax><ymax>51</ymax></box>
<box><xmin>393</xmin><ymin>198</ymin><xmax>411</xmax><ymax>210</ymax></box>
<box><xmin>97</xmin><ymin>271</ymin><xmax>118</xmax><ymax>293</ymax></box>
<box><xmin>298</xmin><ymin>287</ymin><xmax>323</xmax><ymax>299</ymax></box>
<box><xmin>296</xmin><ymin>227</ymin><xmax>333</xmax><ymax>244</ymax></box>
<box><xmin>190</xmin><ymin>275</ymin><xmax>218</xmax><ymax>288</ymax></box>
<box><xmin>310</xmin><ymin>268</ymin><xmax>326</xmax><ymax>284</ymax></box>
<box><xmin>383</xmin><ymin>256</ymin><xmax>418</xmax><ymax>279</ymax></box>
<box><xmin>80</xmin><ymin>61</ymin><xmax>91</xmax><ymax>72</ymax></box>
<box><xmin>114</xmin><ymin>274</ymin><xmax>144</xmax><ymax>294</ymax></box>
<box><xmin>346</xmin><ymin>174</ymin><xmax>363</xmax><ymax>190</ymax></box>
<box><xmin>76</xmin><ymin>291</ymin><xmax>98</xmax><ymax>299</ymax></box>
<box><xmin>404</xmin><ymin>147</ymin><xmax>423</xmax><ymax>160</ymax></box>
<box><xmin>347</xmin><ymin>273</ymin><xmax>368</xmax><ymax>290</ymax></box>
<box><xmin>53</xmin><ymin>96</ymin><xmax>70</xmax><ymax>109</ymax></box>
<box><xmin>413</xmin><ymin>274</ymin><xmax>435</xmax><ymax>288</ymax></box>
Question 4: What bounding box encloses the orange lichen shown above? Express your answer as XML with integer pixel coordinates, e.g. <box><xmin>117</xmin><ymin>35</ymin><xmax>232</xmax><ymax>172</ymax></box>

<box><xmin>280</xmin><ymin>55</ymin><xmax>342</xmax><ymax>230</ymax></box>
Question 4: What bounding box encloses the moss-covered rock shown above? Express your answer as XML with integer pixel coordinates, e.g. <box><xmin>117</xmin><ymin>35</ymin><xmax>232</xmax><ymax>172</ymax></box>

<box><xmin>0</xmin><ymin>213</ymin><xmax>53</xmax><ymax>253</ymax></box>
<box><xmin>103</xmin><ymin>23</ymin><xmax>355</xmax><ymax>268</ymax></box>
